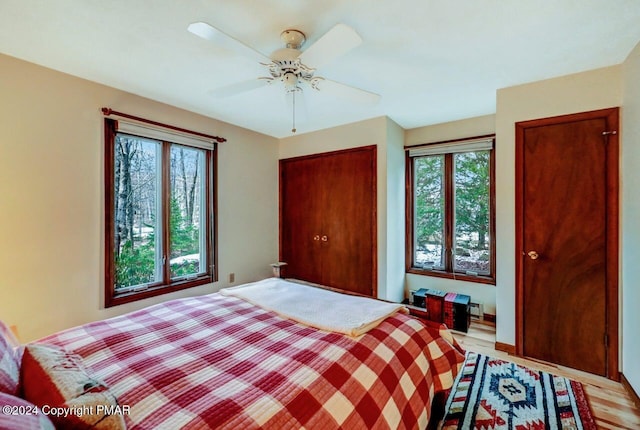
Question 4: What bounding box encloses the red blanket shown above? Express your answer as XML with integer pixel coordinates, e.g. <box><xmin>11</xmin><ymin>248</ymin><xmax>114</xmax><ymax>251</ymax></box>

<box><xmin>40</xmin><ymin>293</ymin><xmax>464</xmax><ymax>429</ymax></box>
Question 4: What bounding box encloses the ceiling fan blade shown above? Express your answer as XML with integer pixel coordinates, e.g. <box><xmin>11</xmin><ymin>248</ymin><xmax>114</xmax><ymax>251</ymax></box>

<box><xmin>316</xmin><ymin>79</ymin><xmax>381</xmax><ymax>104</ymax></box>
<box><xmin>208</xmin><ymin>79</ymin><xmax>271</xmax><ymax>98</ymax></box>
<box><xmin>298</xmin><ymin>23</ymin><xmax>362</xmax><ymax>69</ymax></box>
<box><xmin>188</xmin><ymin>22</ymin><xmax>270</xmax><ymax>63</ymax></box>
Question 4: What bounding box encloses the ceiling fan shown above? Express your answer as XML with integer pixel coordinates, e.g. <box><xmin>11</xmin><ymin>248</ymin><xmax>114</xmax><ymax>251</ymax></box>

<box><xmin>187</xmin><ymin>21</ymin><xmax>380</xmax><ymax>132</ymax></box>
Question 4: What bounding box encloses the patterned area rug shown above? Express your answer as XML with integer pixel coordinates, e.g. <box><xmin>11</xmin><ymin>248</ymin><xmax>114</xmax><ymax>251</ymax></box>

<box><xmin>440</xmin><ymin>352</ymin><xmax>596</xmax><ymax>429</ymax></box>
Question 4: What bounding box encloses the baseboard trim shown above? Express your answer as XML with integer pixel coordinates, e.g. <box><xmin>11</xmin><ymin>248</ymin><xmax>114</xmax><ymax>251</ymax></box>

<box><xmin>495</xmin><ymin>341</ymin><xmax>516</xmax><ymax>355</ymax></box>
<box><xmin>483</xmin><ymin>313</ymin><xmax>496</xmax><ymax>323</ymax></box>
<box><xmin>621</xmin><ymin>373</ymin><xmax>640</xmax><ymax>410</ymax></box>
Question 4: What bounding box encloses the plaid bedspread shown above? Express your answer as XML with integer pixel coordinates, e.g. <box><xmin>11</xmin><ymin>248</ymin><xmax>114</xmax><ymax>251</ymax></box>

<box><xmin>40</xmin><ymin>292</ymin><xmax>464</xmax><ymax>429</ymax></box>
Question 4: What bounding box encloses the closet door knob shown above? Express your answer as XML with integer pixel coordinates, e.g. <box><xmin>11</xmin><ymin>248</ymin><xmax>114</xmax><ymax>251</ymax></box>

<box><xmin>313</xmin><ymin>235</ymin><xmax>320</xmax><ymax>241</ymax></box>
<box><xmin>527</xmin><ymin>251</ymin><xmax>539</xmax><ymax>260</ymax></box>
<box><xmin>321</xmin><ymin>235</ymin><xmax>328</xmax><ymax>242</ymax></box>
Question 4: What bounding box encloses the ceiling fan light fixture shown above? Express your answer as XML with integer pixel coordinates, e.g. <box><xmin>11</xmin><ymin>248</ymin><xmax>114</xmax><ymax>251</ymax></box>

<box><xmin>282</xmin><ymin>72</ymin><xmax>298</xmax><ymax>90</ymax></box>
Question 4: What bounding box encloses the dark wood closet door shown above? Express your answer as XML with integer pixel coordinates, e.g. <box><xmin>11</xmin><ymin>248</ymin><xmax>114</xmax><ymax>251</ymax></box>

<box><xmin>322</xmin><ymin>148</ymin><xmax>376</xmax><ymax>296</ymax></box>
<box><xmin>516</xmin><ymin>108</ymin><xmax>618</xmax><ymax>378</ymax></box>
<box><xmin>280</xmin><ymin>156</ymin><xmax>324</xmax><ymax>284</ymax></box>
<box><xmin>280</xmin><ymin>146</ymin><xmax>377</xmax><ymax>296</ymax></box>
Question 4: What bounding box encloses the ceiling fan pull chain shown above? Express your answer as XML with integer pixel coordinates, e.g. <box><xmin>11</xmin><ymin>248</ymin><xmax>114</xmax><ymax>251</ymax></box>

<box><xmin>292</xmin><ymin>90</ymin><xmax>297</xmax><ymax>134</ymax></box>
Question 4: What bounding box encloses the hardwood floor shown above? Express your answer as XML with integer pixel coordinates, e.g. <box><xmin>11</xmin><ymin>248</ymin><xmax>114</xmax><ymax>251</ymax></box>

<box><xmin>451</xmin><ymin>321</ymin><xmax>640</xmax><ymax>429</ymax></box>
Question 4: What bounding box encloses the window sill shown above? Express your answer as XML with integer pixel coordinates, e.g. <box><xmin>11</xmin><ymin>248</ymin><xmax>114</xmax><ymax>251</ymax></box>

<box><xmin>406</xmin><ymin>267</ymin><xmax>495</xmax><ymax>285</ymax></box>
<box><xmin>105</xmin><ymin>276</ymin><xmax>213</xmax><ymax>308</ymax></box>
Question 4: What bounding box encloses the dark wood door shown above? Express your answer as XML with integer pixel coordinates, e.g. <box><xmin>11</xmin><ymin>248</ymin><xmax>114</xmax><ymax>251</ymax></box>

<box><xmin>280</xmin><ymin>156</ymin><xmax>324</xmax><ymax>284</ymax></box>
<box><xmin>280</xmin><ymin>146</ymin><xmax>377</xmax><ymax>296</ymax></box>
<box><xmin>516</xmin><ymin>108</ymin><xmax>618</xmax><ymax>378</ymax></box>
<box><xmin>322</xmin><ymin>148</ymin><xmax>376</xmax><ymax>296</ymax></box>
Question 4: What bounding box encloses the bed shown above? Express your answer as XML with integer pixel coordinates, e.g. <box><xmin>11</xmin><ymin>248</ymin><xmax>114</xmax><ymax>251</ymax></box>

<box><xmin>2</xmin><ymin>278</ymin><xmax>464</xmax><ymax>429</ymax></box>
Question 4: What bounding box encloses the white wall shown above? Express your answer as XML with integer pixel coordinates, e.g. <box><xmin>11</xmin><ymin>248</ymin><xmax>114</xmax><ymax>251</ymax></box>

<box><xmin>0</xmin><ymin>54</ymin><xmax>279</xmax><ymax>342</ymax></box>
<box><xmin>278</xmin><ymin>116</ymin><xmax>387</xmax><ymax>159</ymax></box>
<box><xmin>621</xmin><ymin>41</ymin><xmax>640</xmax><ymax>396</ymax></box>
<box><xmin>495</xmin><ymin>66</ymin><xmax>623</xmax><ymax>346</ymax></box>
<box><xmin>404</xmin><ymin>115</ymin><xmax>497</xmax><ymax>315</ymax></box>
<box><xmin>383</xmin><ymin>118</ymin><xmax>406</xmax><ymax>302</ymax></box>
<box><xmin>278</xmin><ymin>117</ymin><xmax>405</xmax><ymax>301</ymax></box>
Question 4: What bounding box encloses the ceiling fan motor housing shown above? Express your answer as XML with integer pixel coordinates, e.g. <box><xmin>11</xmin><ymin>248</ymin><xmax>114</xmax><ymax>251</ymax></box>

<box><xmin>270</xmin><ymin>47</ymin><xmax>301</xmax><ymax>63</ymax></box>
<box><xmin>265</xmin><ymin>53</ymin><xmax>316</xmax><ymax>91</ymax></box>
<box><xmin>269</xmin><ymin>29</ymin><xmax>313</xmax><ymax>91</ymax></box>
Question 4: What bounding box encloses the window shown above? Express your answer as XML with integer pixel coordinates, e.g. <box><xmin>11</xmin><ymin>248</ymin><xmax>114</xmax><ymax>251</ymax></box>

<box><xmin>406</xmin><ymin>136</ymin><xmax>495</xmax><ymax>284</ymax></box>
<box><xmin>104</xmin><ymin>117</ymin><xmax>217</xmax><ymax>306</ymax></box>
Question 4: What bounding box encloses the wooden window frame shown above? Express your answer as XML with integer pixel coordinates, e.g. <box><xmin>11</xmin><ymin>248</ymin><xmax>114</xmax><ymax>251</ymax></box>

<box><xmin>405</xmin><ymin>135</ymin><xmax>496</xmax><ymax>285</ymax></box>
<box><xmin>104</xmin><ymin>118</ymin><xmax>218</xmax><ymax>307</ymax></box>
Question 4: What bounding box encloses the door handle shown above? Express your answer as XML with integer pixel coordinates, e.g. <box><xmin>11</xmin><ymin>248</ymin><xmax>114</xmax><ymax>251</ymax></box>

<box><xmin>313</xmin><ymin>235</ymin><xmax>320</xmax><ymax>241</ymax></box>
<box><xmin>321</xmin><ymin>235</ymin><xmax>328</xmax><ymax>242</ymax></box>
<box><xmin>527</xmin><ymin>251</ymin><xmax>539</xmax><ymax>260</ymax></box>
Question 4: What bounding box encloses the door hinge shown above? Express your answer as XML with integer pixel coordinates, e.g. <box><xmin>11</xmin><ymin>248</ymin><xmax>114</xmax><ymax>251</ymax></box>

<box><xmin>604</xmin><ymin>333</ymin><xmax>609</xmax><ymax>348</ymax></box>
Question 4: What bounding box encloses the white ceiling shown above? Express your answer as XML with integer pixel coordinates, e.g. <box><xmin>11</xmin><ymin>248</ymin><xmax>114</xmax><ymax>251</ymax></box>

<box><xmin>1</xmin><ymin>1</ymin><xmax>639</xmax><ymax>138</ymax></box>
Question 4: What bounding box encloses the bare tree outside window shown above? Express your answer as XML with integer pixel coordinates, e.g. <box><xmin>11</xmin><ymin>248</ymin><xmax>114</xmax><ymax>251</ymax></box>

<box><xmin>170</xmin><ymin>146</ymin><xmax>205</xmax><ymax>279</ymax></box>
<box><xmin>105</xmin><ymin>117</ymin><xmax>215</xmax><ymax>306</ymax></box>
<box><xmin>114</xmin><ymin>136</ymin><xmax>160</xmax><ymax>288</ymax></box>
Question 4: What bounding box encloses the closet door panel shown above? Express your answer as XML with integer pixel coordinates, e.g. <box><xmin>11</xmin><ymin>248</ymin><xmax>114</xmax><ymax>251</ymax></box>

<box><xmin>322</xmin><ymin>148</ymin><xmax>375</xmax><ymax>296</ymax></box>
<box><xmin>280</xmin><ymin>156</ymin><xmax>323</xmax><ymax>284</ymax></box>
<box><xmin>279</xmin><ymin>146</ymin><xmax>376</xmax><ymax>296</ymax></box>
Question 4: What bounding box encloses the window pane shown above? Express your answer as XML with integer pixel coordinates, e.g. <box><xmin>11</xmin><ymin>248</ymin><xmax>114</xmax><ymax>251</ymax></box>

<box><xmin>114</xmin><ymin>135</ymin><xmax>162</xmax><ymax>290</ymax></box>
<box><xmin>454</xmin><ymin>151</ymin><xmax>490</xmax><ymax>274</ymax></box>
<box><xmin>170</xmin><ymin>145</ymin><xmax>206</xmax><ymax>279</ymax></box>
<box><xmin>413</xmin><ymin>156</ymin><xmax>445</xmax><ymax>269</ymax></box>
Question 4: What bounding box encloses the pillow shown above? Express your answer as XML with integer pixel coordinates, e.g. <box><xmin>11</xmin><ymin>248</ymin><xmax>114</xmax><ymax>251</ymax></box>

<box><xmin>20</xmin><ymin>344</ymin><xmax>125</xmax><ymax>430</ymax></box>
<box><xmin>0</xmin><ymin>392</ymin><xmax>55</xmax><ymax>430</ymax></box>
<box><xmin>0</xmin><ymin>321</ymin><xmax>19</xmax><ymax>395</ymax></box>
